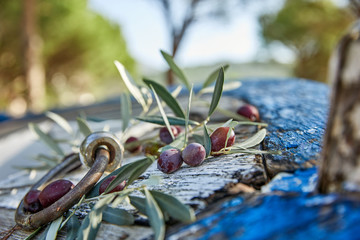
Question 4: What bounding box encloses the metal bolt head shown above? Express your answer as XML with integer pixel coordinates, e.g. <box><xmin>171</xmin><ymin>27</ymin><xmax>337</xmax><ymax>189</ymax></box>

<box><xmin>79</xmin><ymin>131</ymin><xmax>123</xmax><ymax>172</ymax></box>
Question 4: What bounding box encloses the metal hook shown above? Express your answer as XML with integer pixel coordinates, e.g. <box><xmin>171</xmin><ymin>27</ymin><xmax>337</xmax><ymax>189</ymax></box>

<box><xmin>15</xmin><ymin>131</ymin><xmax>123</xmax><ymax>230</ymax></box>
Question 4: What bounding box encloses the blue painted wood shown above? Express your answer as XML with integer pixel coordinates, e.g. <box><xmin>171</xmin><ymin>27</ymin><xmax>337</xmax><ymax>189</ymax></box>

<box><xmin>169</xmin><ymin>78</ymin><xmax>360</xmax><ymax>239</ymax></box>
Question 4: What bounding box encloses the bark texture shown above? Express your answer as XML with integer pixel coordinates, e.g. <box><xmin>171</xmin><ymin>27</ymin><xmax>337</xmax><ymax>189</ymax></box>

<box><xmin>318</xmin><ymin>20</ymin><xmax>360</xmax><ymax>193</ymax></box>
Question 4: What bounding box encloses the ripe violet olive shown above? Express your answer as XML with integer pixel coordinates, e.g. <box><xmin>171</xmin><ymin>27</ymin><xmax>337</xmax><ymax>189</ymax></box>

<box><xmin>38</xmin><ymin>179</ymin><xmax>74</xmax><ymax>208</ymax></box>
<box><xmin>182</xmin><ymin>143</ymin><xmax>206</xmax><ymax>167</ymax></box>
<box><xmin>24</xmin><ymin>189</ymin><xmax>43</xmax><ymax>213</ymax></box>
<box><xmin>157</xmin><ymin>148</ymin><xmax>183</xmax><ymax>173</ymax></box>
<box><xmin>237</xmin><ymin>104</ymin><xmax>260</xmax><ymax>122</ymax></box>
<box><xmin>210</xmin><ymin>127</ymin><xmax>236</xmax><ymax>154</ymax></box>
<box><xmin>99</xmin><ymin>175</ymin><xmax>126</xmax><ymax>194</ymax></box>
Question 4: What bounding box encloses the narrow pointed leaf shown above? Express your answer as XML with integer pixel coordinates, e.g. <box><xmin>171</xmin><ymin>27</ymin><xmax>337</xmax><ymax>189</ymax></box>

<box><xmin>184</xmin><ymin>85</ymin><xmax>193</xmax><ymax>147</ymax></box>
<box><xmin>129</xmin><ymin>196</ymin><xmax>147</xmax><ymax>215</ymax></box>
<box><xmin>136</xmin><ymin>115</ymin><xmax>199</xmax><ymax>126</ymax></box>
<box><xmin>150</xmin><ymin>85</ymin><xmax>174</xmax><ymax>140</ymax></box>
<box><xmin>160</xmin><ymin>50</ymin><xmax>190</xmax><ymax>90</ymax></box>
<box><xmin>102</xmin><ymin>207</ymin><xmax>134</xmax><ymax>226</ymax></box>
<box><xmin>114</xmin><ymin>61</ymin><xmax>148</xmax><ymax>112</ymax></box>
<box><xmin>150</xmin><ymin>190</ymin><xmax>195</xmax><ymax>223</ymax></box>
<box><xmin>76</xmin><ymin>117</ymin><xmax>92</xmax><ymax>137</ymax></box>
<box><xmin>200</xmin><ymin>81</ymin><xmax>241</xmax><ymax>95</ymax></box>
<box><xmin>46</xmin><ymin>216</ymin><xmax>63</xmax><ymax>240</ymax></box>
<box><xmin>45</xmin><ymin>111</ymin><xmax>73</xmax><ymax>135</ymax></box>
<box><xmin>208</xmin><ymin>67</ymin><xmax>224</xmax><ymax>117</ymax></box>
<box><xmin>86</xmin><ymin>157</ymin><xmax>153</xmax><ymax>198</ymax></box>
<box><xmin>144</xmin><ymin>79</ymin><xmax>185</xmax><ymax>118</ymax></box>
<box><xmin>77</xmin><ymin>195</ymin><xmax>114</xmax><ymax>240</ymax></box>
<box><xmin>29</xmin><ymin>123</ymin><xmax>65</xmax><ymax>156</ymax></box>
<box><xmin>203</xmin><ymin>124</ymin><xmax>211</xmax><ymax>157</ymax></box>
<box><xmin>144</xmin><ymin>188</ymin><xmax>165</xmax><ymax>240</ymax></box>
<box><xmin>233</xmin><ymin>129</ymin><xmax>267</xmax><ymax>149</ymax></box>
<box><xmin>121</xmin><ymin>92</ymin><xmax>132</xmax><ymax>132</ymax></box>
<box><xmin>203</xmin><ymin>64</ymin><xmax>229</xmax><ymax>89</ymax></box>
<box><xmin>65</xmin><ymin>214</ymin><xmax>81</xmax><ymax>240</ymax></box>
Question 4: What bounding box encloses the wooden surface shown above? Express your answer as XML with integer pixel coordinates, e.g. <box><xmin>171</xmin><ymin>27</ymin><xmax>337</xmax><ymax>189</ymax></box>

<box><xmin>1</xmin><ymin>78</ymin><xmax>359</xmax><ymax>239</ymax></box>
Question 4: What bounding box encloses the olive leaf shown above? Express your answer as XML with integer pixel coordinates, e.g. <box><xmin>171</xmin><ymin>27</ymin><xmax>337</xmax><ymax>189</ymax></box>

<box><xmin>136</xmin><ymin>115</ymin><xmax>199</xmax><ymax>126</ymax></box>
<box><xmin>77</xmin><ymin>194</ymin><xmax>114</xmax><ymax>240</ymax></box>
<box><xmin>76</xmin><ymin>117</ymin><xmax>92</xmax><ymax>137</ymax></box>
<box><xmin>150</xmin><ymin>190</ymin><xmax>195</xmax><ymax>223</ymax></box>
<box><xmin>202</xmin><ymin>64</ymin><xmax>229</xmax><ymax>89</ymax></box>
<box><xmin>114</xmin><ymin>60</ymin><xmax>149</xmax><ymax>112</ymax></box>
<box><xmin>150</xmin><ymin>84</ymin><xmax>175</xmax><ymax>141</ymax></box>
<box><xmin>184</xmin><ymin>85</ymin><xmax>193</xmax><ymax>147</ymax></box>
<box><xmin>45</xmin><ymin>111</ymin><xmax>73</xmax><ymax>135</ymax></box>
<box><xmin>24</xmin><ymin>227</ymin><xmax>42</xmax><ymax>240</ymax></box>
<box><xmin>203</xmin><ymin>124</ymin><xmax>211</xmax><ymax>157</ymax></box>
<box><xmin>121</xmin><ymin>92</ymin><xmax>132</xmax><ymax>132</ymax></box>
<box><xmin>144</xmin><ymin>188</ymin><xmax>165</xmax><ymax>240</ymax></box>
<box><xmin>102</xmin><ymin>206</ymin><xmax>134</xmax><ymax>226</ymax></box>
<box><xmin>129</xmin><ymin>195</ymin><xmax>147</xmax><ymax>215</ymax></box>
<box><xmin>160</xmin><ymin>50</ymin><xmax>191</xmax><ymax>90</ymax></box>
<box><xmin>208</xmin><ymin>67</ymin><xmax>224</xmax><ymax>117</ymax></box>
<box><xmin>28</xmin><ymin>123</ymin><xmax>65</xmax><ymax>157</ymax></box>
<box><xmin>64</xmin><ymin>214</ymin><xmax>81</xmax><ymax>240</ymax></box>
<box><xmin>86</xmin><ymin>157</ymin><xmax>154</xmax><ymax>198</ymax></box>
<box><xmin>46</xmin><ymin>216</ymin><xmax>63</xmax><ymax>240</ymax></box>
<box><xmin>144</xmin><ymin>79</ymin><xmax>185</xmax><ymax>118</ymax></box>
<box><xmin>232</xmin><ymin>129</ymin><xmax>267</xmax><ymax>149</ymax></box>
<box><xmin>199</xmin><ymin>81</ymin><xmax>241</xmax><ymax>96</ymax></box>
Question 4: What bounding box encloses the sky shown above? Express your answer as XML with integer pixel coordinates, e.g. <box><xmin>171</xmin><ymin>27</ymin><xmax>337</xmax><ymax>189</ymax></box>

<box><xmin>88</xmin><ymin>0</ymin><xmax>289</xmax><ymax>71</ymax></box>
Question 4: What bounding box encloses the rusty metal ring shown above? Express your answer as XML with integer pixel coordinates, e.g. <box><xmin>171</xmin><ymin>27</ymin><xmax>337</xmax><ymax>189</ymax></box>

<box><xmin>15</xmin><ymin>132</ymin><xmax>123</xmax><ymax>230</ymax></box>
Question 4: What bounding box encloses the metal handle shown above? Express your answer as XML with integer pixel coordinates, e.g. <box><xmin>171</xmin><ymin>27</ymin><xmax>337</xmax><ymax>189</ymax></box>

<box><xmin>15</xmin><ymin>132</ymin><xmax>123</xmax><ymax>230</ymax></box>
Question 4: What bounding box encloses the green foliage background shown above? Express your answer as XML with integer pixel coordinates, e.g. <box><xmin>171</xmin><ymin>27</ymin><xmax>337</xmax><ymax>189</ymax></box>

<box><xmin>260</xmin><ymin>0</ymin><xmax>354</xmax><ymax>83</ymax></box>
<box><xmin>0</xmin><ymin>0</ymin><xmax>135</xmax><ymax>111</ymax></box>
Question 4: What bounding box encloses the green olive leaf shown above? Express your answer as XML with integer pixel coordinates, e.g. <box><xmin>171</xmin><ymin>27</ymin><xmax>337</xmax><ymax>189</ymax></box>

<box><xmin>208</xmin><ymin>67</ymin><xmax>224</xmax><ymax>117</ymax></box>
<box><xmin>203</xmin><ymin>124</ymin><xmax>211</xmax><ymax>157</ymax></box>
<box><xmin>86</xmin><ymin>157</ymin><xmax>154</xmax><ymax>198</ymax></box>
<box><xmin>160</xmin><ymin>50</ymin><xmax>190</xmax><ymax>90</ymax></box>
<box><xmin>28</xmin><ymin>123</ymin><xmax>65</xmax><ymax>157</ymax></box>
<box><xmin>77</xmin><ymin>195</ymin><xmax>114</xmax><ymax>240</ymax></box>
<box><xmin>114</xmin><ymin>60</ymin><xmax>148</xmax><ymax>112</ymax></box>
<box><xmin>121</xmin><ymin>92</ymin><xmax>132</xmax><ymax>132</ymax></box>
<box><xmin>76</xmin><ymin>117</ymin><xmax>92</xmax><ymax>137</ymax></box>
<box><xmin>144</xmin><ymin>188</ymin><xmax>165</xmax><ymax>240</ymax></box>
<box><xmin>65</xmin><ymin>214</ymin><xmax>81</xmax><ymax>240</ymax></box>
<box><xmin>184</xmin><ymin>85</ymin><xmax>193</xmax><ymax>147</ymax></box>
<box><xmin>45</xmin><ymin>111</ymin><xmax>73</xmax><ymax>135</ymax></box>
<box><xmin>136</xmin><ymin>115</ymin><xmax>199</xmax><ymax>126</ymax></box>
<box><xmin>150</xmin><ymin>190</ymin><xmax>195</xmax><ymax>223</ymax></box>
<box><xmin>102</xmin><ymin>207</ymin><xmax>134</xmax><ymax>226</ymax></box>
<box><xmin>129</xmin><ymin>195</ymin><xmax>147</xmax><ymax>215</ymax></box>
<box><xmin>232</xmin><ymin>129</ymin><xmax>267</xmax><ymax>149</ymax></box>
<box><xmin>46</xmin><ymin>216</ymin><xmax>63</xmax><ymax>240</ymax></box>
<box><xmin>202</xmin><ymin>64</ymin><xmax>229</xmax><ymax>89</ymax></box>
<box><xmin>144</xmin><ymin>79</ymin><xmax>185</xmax><ymax>118</ymax></box>
<box><xmin>150</xmin><ymin>84</ymin><xmax>175</xmax><ymax>141</ymax></box>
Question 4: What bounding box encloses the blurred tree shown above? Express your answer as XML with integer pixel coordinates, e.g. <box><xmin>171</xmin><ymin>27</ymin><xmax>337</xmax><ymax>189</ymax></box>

<box><xmin>259</xmin><ymin>0</ymin><xmax>354</xmax><ymax>83</ymax></box>
<box><xmin>0</xmin><ymin>0</ymin><xmax>135</xmax><ymax>115</ymax></box>
<box><xmin>154</xmin><ymin>0</ymin><xmax>243</xmax><ymax>85</ymax></box>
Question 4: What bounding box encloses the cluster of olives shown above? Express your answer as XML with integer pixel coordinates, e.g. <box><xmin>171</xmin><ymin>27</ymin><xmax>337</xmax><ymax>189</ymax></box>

<box><xmin>24</xmin><ymin>177</ymin><xmax>125</xmax><ymax>213</ymax></box>
<box><xmin>23</xmin><ymin>179</ymin><xmax>74</xmax><ymax>213</ymax></box>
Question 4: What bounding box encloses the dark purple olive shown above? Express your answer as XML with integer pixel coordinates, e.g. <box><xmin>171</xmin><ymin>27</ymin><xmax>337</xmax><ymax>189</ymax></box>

<box><xmin>39</xmin><ymin>179</ymin><xmax>74</xmax><ymax>208</ymax></box>
<box><xmin>159</xmin><ymin>126</ymin><xmax>180</xmax><ymax>144</ymax></box>
<box><xmin>125</xmin><ymin>136</ymin><xmax>142</xmax><ymax>153</ymax></box>
<box><xmin>99</xmin><ymin>175</ymin><xmax>126</xmax><ymax>194</ymax></box>
<box><xmin>237</xmin><ymin>104</ymin><xmax>260</xmax><ymax>122</ymax></box>
<box><xmin>210</xmin><ymin>127</ymin><xmax>236</xmax><ymax>154</ymax></box>
<box><xmin>157</xmin><ymin>148</ymin><xmax>183</xmax><ymax>173</ymax></box>
<box><xmin>24</xmin><ymin>189</ymin><xmax>43</xmax><ymax>213</ymax></box>
<box><xmin>182</xmin><ymin>143</ymin><xmax>206</xmax><ymax>167</ymax></box>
